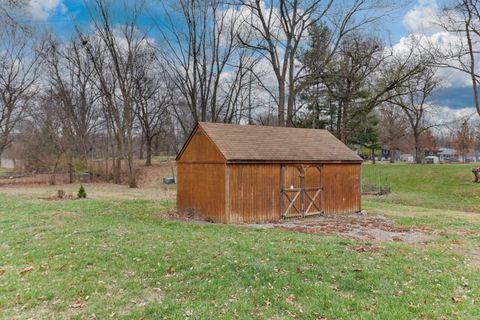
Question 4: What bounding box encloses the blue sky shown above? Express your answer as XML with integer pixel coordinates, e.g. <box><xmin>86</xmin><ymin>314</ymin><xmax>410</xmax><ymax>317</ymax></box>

<box><xmin>28</xmin><ymin>0</ymin><xmax>475</xmax><ymax>117</ymax></box>
<box><xmin>34</xmin><ymin>0</ymin><xmax>415</xmax><ymax>42</ymax></box>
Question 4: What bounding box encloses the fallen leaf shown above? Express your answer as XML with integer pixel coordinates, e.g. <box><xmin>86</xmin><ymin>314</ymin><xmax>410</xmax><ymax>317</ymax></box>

<box><xmin>18</xmin><ymin>266</ymin><xmax>34</xmax><ymax>275</ymax></box>
<box><xmin>70</xmin><ymin>299</ymin><xmax>86</xmax><ymax>308</ymax></box>
<box><xmin>353</xmin><ymin>268</ymin><xmax>362</xmax><ymax>272</ymax></box>
<box><xmin>166</xmin><ymin>266</ymin><xmax>175</xmax><ymax>274</ymax></box>
<box><xmin>0</xmin><ymin>268</ymin><xmax>5</xmax><ymax>276</ymax></box>
<box><xmin>285</xmin><ymin>294</ymin><xmax>295</xmax><ymax>305</ymax></box>
<box><xmin>184</xmin><ymin>309</ymin><xmax>193</xmax><ymax>317</ymax></box>
<box><xmin>51</xmin><ymin>299</ymin><xmax>61</xmax><ymax>305</ymax></box>
<box><xmin>274</xmin><ymin>267</ymin><xmax>285</xmax><ymax>274</ymax></box>
<box><xmin>452</xmin><ymin>296</ymin><xmax>461</xmax><ymax>303</ymax></box>
<box><xmin>296</xmin><ymin>267</ymin><xmax>304</xmax><ymax>274</ymax></box>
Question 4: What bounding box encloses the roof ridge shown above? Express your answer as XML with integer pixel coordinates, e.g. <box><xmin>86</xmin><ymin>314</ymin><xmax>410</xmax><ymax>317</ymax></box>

<box><xmin>193</xmin><ymin>122</ymin><xmax>362</xmax><ymax>162</ymax></box>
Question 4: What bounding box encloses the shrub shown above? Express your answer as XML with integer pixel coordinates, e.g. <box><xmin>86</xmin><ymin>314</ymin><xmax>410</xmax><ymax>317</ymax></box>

<box><xmin>77</xmin><ymin>185</ymin><xmax>87</xmax><ymax>199</ymax></box>
<box><xmin>57</xmin><ymin>189</ymin><xmax>65</xmax><ymax>199</ymax></box>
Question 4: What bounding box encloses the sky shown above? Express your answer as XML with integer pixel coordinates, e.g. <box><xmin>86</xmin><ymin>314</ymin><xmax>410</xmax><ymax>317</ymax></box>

<box><xmin>22</xmin><ymin>0</ymin><xmax>477</xmax><ymax>121</ymax></box>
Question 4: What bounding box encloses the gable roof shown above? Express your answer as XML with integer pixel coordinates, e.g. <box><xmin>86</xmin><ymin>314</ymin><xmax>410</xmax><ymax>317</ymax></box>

<box><xmin>177</xmin><ymin>122</ymin><xmax>362</xmax><ymax>163</ymax></box>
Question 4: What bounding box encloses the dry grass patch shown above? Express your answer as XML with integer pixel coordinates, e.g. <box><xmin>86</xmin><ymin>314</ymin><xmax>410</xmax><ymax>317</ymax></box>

<box><xmin>247</xmin><ymin>213</ymin><xmax>435</xmax><ymax>243</ymax></box>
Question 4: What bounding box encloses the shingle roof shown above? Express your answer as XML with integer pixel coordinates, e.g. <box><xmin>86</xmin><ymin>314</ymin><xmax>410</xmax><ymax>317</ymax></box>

<box><xmin>196</xmin><ymin>122</ymin><xmax>362</xmax><ymax>162</ymax></box>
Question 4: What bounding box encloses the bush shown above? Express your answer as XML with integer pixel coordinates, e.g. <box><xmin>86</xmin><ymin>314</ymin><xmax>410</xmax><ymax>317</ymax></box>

<box><xmin>57</xmin><ymin>189</ymin><xmax>65</xmax><ymax>199</ymax></box>
<box><xmin>77</xmin><ymin>185</ymin><xmax>87</xmax><ymax>199</ymax></box>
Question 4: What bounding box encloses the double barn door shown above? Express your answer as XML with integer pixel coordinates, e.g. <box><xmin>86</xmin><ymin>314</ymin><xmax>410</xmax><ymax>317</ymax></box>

<box><xmin>280</xmin><ymin>164</ymin><xmax>324</xmax><ymax>218</ymax></box>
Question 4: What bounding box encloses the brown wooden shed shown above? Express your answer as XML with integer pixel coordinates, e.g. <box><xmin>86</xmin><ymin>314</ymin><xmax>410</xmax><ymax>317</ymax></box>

<box><xmin>176</xmin><ymin>122</ymin><xmax>363</xmax><ymax>223</ymax></box>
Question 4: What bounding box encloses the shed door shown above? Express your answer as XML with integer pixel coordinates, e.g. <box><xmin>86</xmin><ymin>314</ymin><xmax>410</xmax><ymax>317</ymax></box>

<box><xmin>280</xmin><ymin>165</ymin><xmax>324</xmax><ymax>218</ymax></box>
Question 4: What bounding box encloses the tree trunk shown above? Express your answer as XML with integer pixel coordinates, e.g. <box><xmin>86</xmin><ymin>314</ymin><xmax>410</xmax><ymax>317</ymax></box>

<box><xmin>125</xmin><ymin>129</ymin><xmax>137</xmax><ymax>188</ymax></box>
<box><xmin>278</xmin><ymin>82</ymin><xmax>286</xmax><ymax>127</ymax></box>
<box><xmin>371</xmin><ymin>148</ymin><xmax>376</xmax><ymax>164</ymax></box>
<box><xmin>50</xmin><ymin>162</ymin><xmax>59</xmax><ymax>185</ymax></box>
<box><xmin>414</xmin><ymin>131</ymin><xmax>422</xmax><ymax>164</ymax></box>
<box><xmin>69</xmin><ymin>156</ymin><xmax>74</xmax><ymax>184</ymax></box>
<box><xmin>139</xmin><ymin>133</ymin><xmax>144</xmax><ymax>160</ymax></box>
<box><xmin>105</xmin><ymin>155</ymin><xmax>109</xmax><ymax>181</ymax></box>
<box><xmin>145</xmin><ymin>138</ymin><xmax>152</xmax><ymax>167</ymax></box>
<box><xmin>287</xmin><ymin>59</ymin><xmax>296</xmax><ymax>127</ymax></box>
<box><xmin>113</xmin><ymin>156</ymin><xmax>121</xmax><ymax>184</ymax></box>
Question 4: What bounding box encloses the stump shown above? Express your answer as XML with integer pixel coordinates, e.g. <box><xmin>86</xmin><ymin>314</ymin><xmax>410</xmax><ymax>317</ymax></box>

<box><xmin>473</xmin><ymin>169</ymin><xmax>480</xmax><ymax>183</ymax></box>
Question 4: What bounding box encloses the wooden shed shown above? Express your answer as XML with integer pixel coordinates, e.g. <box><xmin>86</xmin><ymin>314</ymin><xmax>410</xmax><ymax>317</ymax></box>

<box><xmin>176</xmin><ymin>122</ymin><xmax>363</xmax><ymax>223</ymax></box>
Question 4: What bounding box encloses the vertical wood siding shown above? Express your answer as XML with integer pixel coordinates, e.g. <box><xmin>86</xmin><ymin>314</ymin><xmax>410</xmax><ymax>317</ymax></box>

<box><xmin>322</xmin><ymin>163</ymin><xmax>361</xmax><ymax>214</ymax></box>
<box><xmin>228</xmin><ymin>164</ymin><xmax>280</xmax><ymax>223</ymax></box>
<box><xmin>178</xmin><ymin>127</ymin><xmax>225</xmax><ymax>162</ymax></box>
<box><xmin>177</xmin><ymin>163</ymin><xmax>226</xmax><ymax>222</ymax></box>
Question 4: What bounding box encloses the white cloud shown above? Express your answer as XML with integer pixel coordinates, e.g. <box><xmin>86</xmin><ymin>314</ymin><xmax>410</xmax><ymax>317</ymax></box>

<box><xmin>389</xmin><ymin>31</ymin><xmax>474</xmax><ymax>88</ymax></box>
<box><xmin>428</xmin><ymin>105</ymin><xmax>477</xmax><ymax>135</ymax></box>
<box><xmin>403</xmin><ymin>0</ymin><xmax>442</xmax><ymax>34</ymax></box>
<box><xmin>26</xmin><ymin>0</ymin><xmax>67</xmax><ymax>21</ymax></box>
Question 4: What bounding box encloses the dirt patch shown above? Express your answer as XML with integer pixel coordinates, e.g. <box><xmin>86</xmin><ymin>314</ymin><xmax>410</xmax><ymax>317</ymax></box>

<box><xmin>248</xmin><ymin>213</ymin><xmax>435</xmax><ymax>243</ymax></box>
<box><xmin>137</xmin><ymin>287</ymin><xmax>163</xmax><ymax>306</ymax></box>
<box><xmin>461</xmin><ymin>249</ymin><xmax>480</xmax><ymax>268</ymax></box>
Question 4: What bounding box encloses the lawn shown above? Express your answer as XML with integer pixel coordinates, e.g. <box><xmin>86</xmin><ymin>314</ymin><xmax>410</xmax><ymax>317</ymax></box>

<box><xmin>1</xmin><ymin>164</ymin><xmax>480</xmax><ymax>319</ymax></box>
<box><xmin>362</xmin><ymin>163</ymin><xmax>480</xmax><ymax>212</ymax></box>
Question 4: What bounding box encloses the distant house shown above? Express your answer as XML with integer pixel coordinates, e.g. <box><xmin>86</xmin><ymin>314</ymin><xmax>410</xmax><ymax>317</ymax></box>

<box><xmin>0</xmin><ymin>158</ymin><xmax>15</xmax><ymax>169</ymax></box>
<box><xmin>400</xmin><ymin>153</ymin><xmax>413</xmax><ymax>162</ymax></box>
<box><xmin>381</xmin><ymin>149</ymin><xmax>401</xmax><ymax>161</ymax></box>
<box><xmin>437</xmin><ymin>148</ymin><xmax>458</xmax><ymax>163</ymax></box>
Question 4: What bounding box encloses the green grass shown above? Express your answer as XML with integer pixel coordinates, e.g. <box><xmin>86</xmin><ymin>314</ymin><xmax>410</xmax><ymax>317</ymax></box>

<box><xmin>362</xmin><ymin>163</ymin><xmax>480</xmax><ymax>212</ymax></box>
<box><xmin>2</xmin><ymin>164</ymin><xmax>480</xmax><ymax>318</ymax></box>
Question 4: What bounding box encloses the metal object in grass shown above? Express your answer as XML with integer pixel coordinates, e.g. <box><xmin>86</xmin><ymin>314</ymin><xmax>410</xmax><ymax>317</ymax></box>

<box><xmin>163</xmin><ymin>176</ymin><xmax>175</xmax><ymax>184</ymax></box>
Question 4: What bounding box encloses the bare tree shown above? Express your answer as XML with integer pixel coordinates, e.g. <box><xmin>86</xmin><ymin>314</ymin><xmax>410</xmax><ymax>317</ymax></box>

<box><xmin>79</xmin><ymin>0</ymin><xmax>150</xmax><ymax>188</ymax></box>
<box><xmin>0</xmin><ymin>24</ymin><xmax>42</xmax><ymax>167</ymax></box>
<box><xmin>155</xmin><ymin>0</ymin><xmax>259</xmax><ymax>134</ymax></box>
<box><xmin>389</xmin><ymin>67</ymin><xmax>440</xmax><ymax>164</ymax></box>
<box><xmin>432</xmin><ymin>0</ymin><xmax>480</xmax><ymax>117</ymax></box>
<box><xmin>43</xmin><ymin>37</ymin><xmax>100</xmax><ymax>166</ymax></box>
<box><xmin>0</xmin><ymin>0</ymin><xmax>25</xmax><ymax>28</ymax></box>
<box><xmin>19</xmin><ymin>91</ymin><xmax>69</xmax><ymax>184</ymax></box>
<box><xmin>453</xmin><ymin>118</ymin><xmax>475</xmax><ymax>163</ymax></box>
<box><xmin>379</xmin><ymin>103</ymin><xmax>409</xmax><ymax>162</ymax></box>
<box><xmin>237</xmin><ymin>0</ymin><xmax>394</xmax><ymax>127</ymax></box>
<box><xmin>133</xmin><ymin>48</ymin><xmax>170</xmax><ymax>166</ymax></box>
